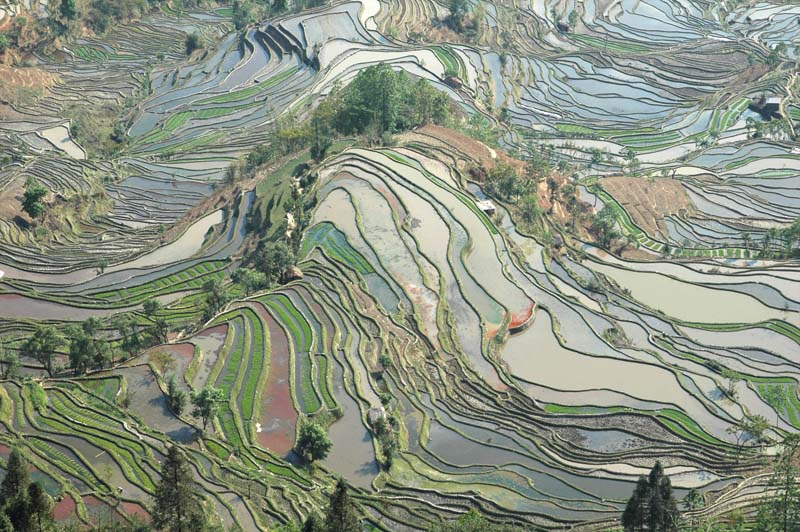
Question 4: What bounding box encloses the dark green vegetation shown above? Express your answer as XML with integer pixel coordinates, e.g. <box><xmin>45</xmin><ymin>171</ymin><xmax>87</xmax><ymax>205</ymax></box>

<box><xmin>622</xmin><ymin>462</ymin><xmax>680</xmax><ymax>532</ymax></box>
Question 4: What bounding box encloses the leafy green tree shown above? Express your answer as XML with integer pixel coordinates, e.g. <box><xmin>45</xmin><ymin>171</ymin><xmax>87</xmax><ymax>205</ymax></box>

<box><xmin>114</xmin><ymin>316</ymin><xmax>143</xmax><ymax>359</ymax></box>
<box><xmin>683</xmin><ymin>488</ymin><xmax>704</xmax><ymax>531</ymax></box>
<box><xmin>66</xmin><ymin>316</ymin><xmax>110</xmax><ymax>375</ymax></box>
<box><xmin>191</xmin><ymin>385</ymin><xmax>224</xmax><ymax>432</ymax></box>
<box><xmin>720</xmin><ymin>367</ymin><xmax>740</xmax><ymax>399</ymax></box>
<box><xmin>764</xmin><ymin>386</ymin><xmax>788</xmax><ymax>427</ymax></box>
<box><xmin>151</xmin><ymin>350</ymin><xmax>176</xmax><ymax>376</ymax></box>
<box><xmin>152</xmin><ymin>446</ymin><xmax>199</xmax><ymax>532</ymax></box>
<box><xmin>21</xmin><ymin>325</ymin><xmax>63</xmax><ymax>377</ymax></box>
<box><xmin>622</xmin><ymin>461</ymin><xmax>679</xmax><ymax>532</ymax></box>
<box><xmin>0</xmin><ymin>341</ymin><xmax>20</xmax><ymax>380</ymax></box>
<box><xmin>295</xmin><ymin>421</ymin><xmax>332</xmax><ymax>463</ymax></box>
<box><xmin>591</xmin><ymin>207</ymin><xmax>620</xmax><ymax>250</ymax></box>
<box><xmin>143</xmin><ymin>299</ymin><xmax>162</xmax><ymax>317</ymax></box>
<box><xmin>0</xmin><ymin>448</ymin><xmax>51</xmax><ymax>531</ymax></box>
<box><xmin>166</xmin><ymin>374</ymin><xmax>187</xmax><ymax>416</ymax></box>
<box><xmin>143</xmin><ymin>300</ymin><xmax>169</xmax><ymax>344</ymax></box>
<box><xmin>232</xmin><ymin>0</ymin><xmax>255</xmax><ymax>30</ymax></box>
<box><xmin>727</xmin><ymin>414</ymin><xmax>770</xmax><ymax>462</ymax></box>
<box><xmin>22</xmin><ymin>178</ymin><xmax>48</xmax><ymax>220</ymax></box>
<box><xmin>231</xmin><ymin>268</ymin><xmax>268</xmax><ymax>295</ymax></box>
<box><xmin>324</xmin><ymin>478</ymin><xmax>359</xmax><ymax>532</ymax></box>
<box><xmin>202</xmin><ymin>279</ymin><xmax>229</xmax><ymax>322</ymax></box>
<box><xmin>60</xmin><ymin>0</ymin><xmax>78</xmax><ymax>20</ymax></box>
<box><xmin>185</xmin><ymin>33</ymin><xmax>202</xmax><ymax>55</ymax></box>
<box><xmin>0</xmin><ymin>33</ymin><xmax>10</xmax><ymax>53</ymax></box>
<box><xmin>257</xmin><ymin>241</ymin><xmax>296</xmax><ymax>286</ymax></box>
<box><xmin>485</xmin><ymin>162</ymin><xmax>523</xmax><ymax>201</ymax></box>
<box><xmin>434</xmin><ymin>509</ymin><xmax>516</xmax><ymax>532</ymax></box>
<box><xmin>448</xmin><ymin>0</ymin><xmax>470</xmax><ymax>32</ymax></box>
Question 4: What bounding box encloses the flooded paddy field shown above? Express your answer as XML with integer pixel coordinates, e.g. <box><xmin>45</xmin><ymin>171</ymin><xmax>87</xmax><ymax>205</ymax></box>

<box><xmin>0</xmin><ymin>0</ymin><xmax>797</xmax><ymax>529</ymax></box>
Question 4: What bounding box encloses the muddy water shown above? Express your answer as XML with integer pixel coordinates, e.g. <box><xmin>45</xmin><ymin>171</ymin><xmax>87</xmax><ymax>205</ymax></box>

<box><xmin>503</xmin><ymin>310</ymin><xmax>688</xmax><ymax>404</ymax></box>
<box><xmin>0</xmin><ymin>291</ymin><xmax>189</xmax><ymax>321</ymax></box>
<box><xmin>322</xmin><ymin>359</ymin><xmax>378</xmax><ymax>489</ymax></box>
<box><xmin>0</xmin><ymin>208</ymin><xmax>224</xmax><ymax>285</ymax></box>
<box><xmin>189</xmin><ymin>324</ymin><xmax>229</xmax><ymax>389</ymax></box>
<box><xmin>589</xmin><ymin>261</ymin><xmax>783</xmax><ymax>323</ymax></box>
<box><xmin>0</xmin><ymin>294</ymin><xmax>128</xmax><ymax>320</ymax></box>
<box><xmin>109</xmin><ymin>210</ymin><xmax>223</xmax><ymax>272</ymax></box>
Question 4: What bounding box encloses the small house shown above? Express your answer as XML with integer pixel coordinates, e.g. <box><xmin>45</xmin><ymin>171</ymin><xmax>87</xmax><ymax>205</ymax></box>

<box><xmin>444</xmin><ymin>76</ymin><xmax>463</xmax><ymax>89</ymax></box>
<box><xmin>476</xmin><ymin>200</ymin><xmax>496</xmax><ymax>216</ymax></box>
<box><xmin>748</xmin><ymin>96</ymin><xmax>782</xmax><ymax>120</ymax></box>
<box><xmin>367</xmin><ymin>406</ymin><xmax>386</xmax><ymax>427</ymax></box>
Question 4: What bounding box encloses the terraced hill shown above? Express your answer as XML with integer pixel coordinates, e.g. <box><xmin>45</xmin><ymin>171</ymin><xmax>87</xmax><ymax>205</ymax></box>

<box><xmin>0</xmin><ymin>0</ymin><xmax>798</xmax><ymax>530</ymax></box>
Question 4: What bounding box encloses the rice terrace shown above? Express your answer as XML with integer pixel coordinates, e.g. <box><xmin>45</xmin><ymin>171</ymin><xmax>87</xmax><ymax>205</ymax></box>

<box><xmin>0</xmin><ymin>0</ymin><xmax>798</xmax><ymax>530</ymax></box>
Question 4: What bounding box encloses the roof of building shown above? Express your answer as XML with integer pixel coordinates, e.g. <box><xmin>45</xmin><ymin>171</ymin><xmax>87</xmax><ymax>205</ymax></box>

<box><xmin>476</xmin><ymin>200</ymin><xmax>497</xmax><ymax>212</ymax></box>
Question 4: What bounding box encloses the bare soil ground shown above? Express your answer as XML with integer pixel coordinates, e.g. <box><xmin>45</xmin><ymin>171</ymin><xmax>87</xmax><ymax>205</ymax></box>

<box><xmin>0</xmin><ymin>64</ymin><xmax>58</xmax><ymax>106</ymax></box>
<box><xmin>400</xmin><ymin>124</ymin><xmax>525</xmax><ymax>171</ymax></box>
<box><xmin>602</xmin><ymin>176</ymin><xmax>695</xmax><ymax>239</ymax></box>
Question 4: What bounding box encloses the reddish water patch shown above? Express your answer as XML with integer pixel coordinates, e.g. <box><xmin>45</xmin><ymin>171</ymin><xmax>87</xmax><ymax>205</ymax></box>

<box><xmin>195</xmin><ymin>323</ymin><xmax>228</xmax><ymax>340</ymax></box>
<box><xmin>82</xmin><ymin>494</ymin><xmax>118</xmax><ymax>523</ymax></box>
<box><xmin>53</xmin><ymin>495</ymin><xmax>77</xmax><ymax>520</ymax></box>
<box><xmin>509</xmin><ymin>302</ymin><xmax>536</xmax><ymax>330</ymax></box>
<box><xmin>121</xmin><ymin>501</ymin><xmax>151</xmax><ymax>521</ymax></box>
<box><xmin>252</xmin><ymin>303</ymin><xmax>297</xmax><ymax>457</ymax></box>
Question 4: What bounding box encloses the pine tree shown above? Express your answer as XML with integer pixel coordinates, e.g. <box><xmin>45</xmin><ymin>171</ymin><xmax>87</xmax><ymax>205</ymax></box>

<box><xmin>325</xmin><ymin>478</ymin><xmax>360</xmax><ymax>532</ymax></box>
<box><xmin>152</xmin><ymin>446</ymin><xmax>199</xmax><ymax>532</ymax></box>
<box><xmin>301</xmin><ymin>512</ymin><xmax>324</xmax><ymax>532</ymax></box>
<box><xmin>27</xmin><ymin>482</ymin><xmax>52</xmax><ymax>532</ymax></box>
<box><xmin>622</xmin><ymin>461</ymin><xmax>679</xmax><ymax>532</ymax></box>
<box><xmin>0</xmin><ymin>448</ymin><xmax>29</xmax><ymax>505</ymax></box>
<box><xmin>622</xmin><ymin>477</ymin><xmax>649</xmax><ymax>532</ymax></box>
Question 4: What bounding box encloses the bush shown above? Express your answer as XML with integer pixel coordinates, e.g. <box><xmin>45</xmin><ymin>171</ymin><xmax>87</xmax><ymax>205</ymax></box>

<box><xmin>185</xmin><ymin>32</ymin><xmax>202</xmax><ymax>55</ymax></box>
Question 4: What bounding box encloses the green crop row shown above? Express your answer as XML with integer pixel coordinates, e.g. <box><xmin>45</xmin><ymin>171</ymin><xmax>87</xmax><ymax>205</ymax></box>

<box><xmin>241</xmin><ymin>308</ymin><xmax>266</xmax><ymax>422</ymax></box>
<box><xmin>301</xmin><ymin>222</ymin><xmax>373</xmax><ymax>274</ymax></box>
<box><xmin>198</xmin><ymin>66</ymin><xmax>300</xmax><ymax>105</ymax></box>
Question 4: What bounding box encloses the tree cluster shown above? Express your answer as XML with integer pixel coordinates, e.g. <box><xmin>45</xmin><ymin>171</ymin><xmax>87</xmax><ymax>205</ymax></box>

<box><xmin>15</xmin><ymin>299</ymin><xmax>175</xmax><ymax>379</ymax></box>
<box><xmin>241</xmin><ymin>63</ymin><xmax>452</xmax><ymax>171</ymax></box>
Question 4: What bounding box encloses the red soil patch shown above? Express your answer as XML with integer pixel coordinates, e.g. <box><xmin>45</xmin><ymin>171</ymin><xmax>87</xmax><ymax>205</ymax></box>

<box><xmin>251</xmin><ymin>303</ymin><xmax>297</xmax><ymax>457</ymax></box>
<box><xmin>403</xmin><ymin>124</ymin><xmax>525</xmax><ymax>172</ymax></box>
<box><xmin>0</xmin><ymin>65</ymin><xmax>58</xmax><ymax>91</ymax></box>
<box><xmin>53</xmin><ymin>494</ymin><xmax>77</xmax><ymax>520</ymax></box>
<box><xmin>601</xmin><ymin>176</ymin><xmax>695</xmax><ymax>240</ymax></box>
